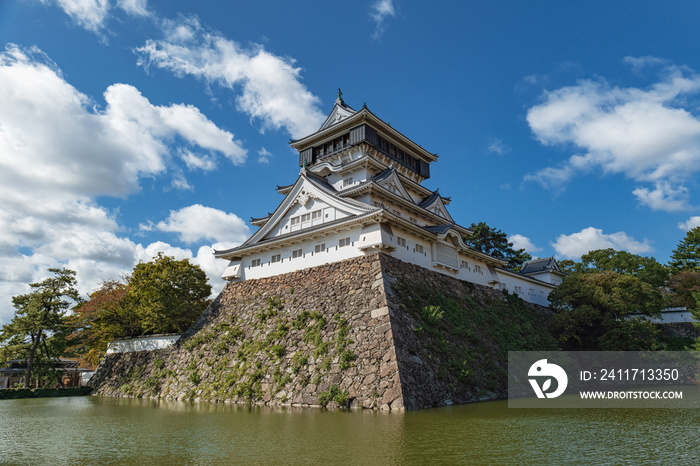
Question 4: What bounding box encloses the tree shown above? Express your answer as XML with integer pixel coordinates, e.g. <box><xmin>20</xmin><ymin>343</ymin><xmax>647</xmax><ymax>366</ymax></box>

<box><xmin>548</xmin><ymin>271</ymin><xmax>664</xmax><ymax>350</ymax></box>
<box><xmin>68</xmin><ymin>280</ymin><xmax>140</xmax><ymax>366</ymax></box>
<box><xmin>0</xmin><ymin>268</ymin><xmax>81</xmax><ymax>388</ymax></box>
<box><xmin>575</xmin><ymin>249</ymin><xmax>669</xmax><ymax>288</ymax></box>
<box><xmin>669</xmin><ymin>227</ymin><xmax>700</xmax><ymax>272</ymax></box>
<box><xmin>69</xmin><ymin>255</ymin><xmax>212</xmax><ymax>364</ymax></box>
<box><xmin>464</xmin><ymin>222</ymin><xmax>532</xmax><ymax>270</ymax></box>
<box><xmin>128</xmin><ymin>253</ymin><xmax>211</xmax><ymax>334</ymax></box>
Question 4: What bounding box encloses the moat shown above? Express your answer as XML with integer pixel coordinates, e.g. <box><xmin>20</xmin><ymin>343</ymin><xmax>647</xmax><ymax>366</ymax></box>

<box><xmin>2</xmin><ymin>396</ymin><xmax>698</xmax><ymax>464</ymax></box>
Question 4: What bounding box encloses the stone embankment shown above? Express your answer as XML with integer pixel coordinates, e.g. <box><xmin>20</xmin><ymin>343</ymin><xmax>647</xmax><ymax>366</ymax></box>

<box><xmin>90</xmin><ymin>253</ymin><xmax>556</xmax><ymax>410</ymax></box>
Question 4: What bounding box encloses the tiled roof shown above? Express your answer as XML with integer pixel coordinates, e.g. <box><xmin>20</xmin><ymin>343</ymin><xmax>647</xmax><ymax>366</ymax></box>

<box><xmin>520</xmin><ymin>257</ymin><xmax>560</xmax><ymax>274</ymax></box>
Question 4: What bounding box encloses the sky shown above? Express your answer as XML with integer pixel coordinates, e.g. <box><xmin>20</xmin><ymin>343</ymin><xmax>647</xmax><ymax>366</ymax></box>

<box><xmin>2</xmin><ymin>0</ymin><xmax>700</xmax><ymax>325</ymax></box>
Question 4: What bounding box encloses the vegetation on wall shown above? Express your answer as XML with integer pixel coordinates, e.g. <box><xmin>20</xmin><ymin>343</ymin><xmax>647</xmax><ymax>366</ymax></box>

<box><xmin>395</xmin><ymin>279</ymin><xmax>558</xmax><ymax>395</ymax></box>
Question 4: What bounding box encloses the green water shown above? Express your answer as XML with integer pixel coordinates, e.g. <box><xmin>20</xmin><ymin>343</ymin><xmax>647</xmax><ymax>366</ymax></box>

<box><xmin>1</xmin><ymin>397</ymin><xmax>698</xmax><ymax>465</ymax></box>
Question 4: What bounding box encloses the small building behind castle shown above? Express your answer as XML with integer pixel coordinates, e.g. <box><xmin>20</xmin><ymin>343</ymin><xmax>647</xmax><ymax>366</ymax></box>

<box><xmin>215</xmin><ymin>93</ymin><xmax>564</xmax><ymax>306</ymax></box>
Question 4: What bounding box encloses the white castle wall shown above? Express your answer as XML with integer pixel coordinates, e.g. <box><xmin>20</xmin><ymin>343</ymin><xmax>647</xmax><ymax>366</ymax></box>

<box><xmin>236</xmin><ymin>223</ymin><xmax>556</xmax><ymax>306</ymax></box>
<box><xmin>106</xmin><ymin>334</ymin><xmax>181</xmax><ymax>354</ymax></box>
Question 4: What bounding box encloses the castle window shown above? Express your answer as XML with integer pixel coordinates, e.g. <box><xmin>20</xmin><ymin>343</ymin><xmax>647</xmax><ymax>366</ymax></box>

<box><xmin>271</xmin><ymin>254</ymin><xmax>281</xmax><ymax>263</ymax></box>
<box><xmin>251</xmin><ymin>258</ymin><xmax>261</xmax><ymax>267</ymax></box>
<box><xmin>292</xmin><ymin>249</ymin><xmax>303</xmax><ymax>259</ymax></box>
<box><xmin>415</xmin><ymin>244</ymin><xmax>424</xmax><ymax>254</ymax></box>
<box><xmin>397</xmin><ymin>237</ymin><xmax>406</xmax><ymax>247</ymax></box>
<box><xmin>339</xmin><ymin>237</ymin><xmax>351</xmax><ymax>248</ymax></box>
<box><xmin>343</xmin><ymin>177</ymin><xmax>354</xmax><ymax>187</ymax></box>
<box><xmin>461</xmin><ymin>260</ymin><xmax>469</xmax><ymax>269</ymax></box>
<box><xmin>474</xmin><ymin>265</ymin><xmax>482</xmax><ymax>273</ymax></box>
<box><xmin>300</xmin><ymin>213</ymin><xmax>311</xmax><ymax>223</ymax></box>
<box><xmin>291</xmin><ymin>217</ymin><xmax>300</xmax><ymax>226</ymax></box>
<box><xmin>514</xmin><ymin>286</ymin><xmax>522</xmax><ymax>294</ymax></box>
<box><xmin>315</xmin><ymin>243</ymin><xmax>326</xmax><ymax>253</ymax></box>
<box><xmin>311</xmin><ymin>210</ymin><xmax>322</xmax><ymax>220</ymax></box>
<box><xmin>529</xmin><ymin>288</ymin><xmax>535</xmax><ymax>296</ymax></box>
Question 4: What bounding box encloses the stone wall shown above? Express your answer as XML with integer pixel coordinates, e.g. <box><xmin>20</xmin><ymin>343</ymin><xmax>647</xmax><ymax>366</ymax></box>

<box><xmin>90</xmin><ymin>253</ymin><xmax>556</xmax><ymax>410</ymax></box>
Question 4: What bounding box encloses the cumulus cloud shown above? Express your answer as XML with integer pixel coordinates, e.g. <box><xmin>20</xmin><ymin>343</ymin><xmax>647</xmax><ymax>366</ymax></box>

<box><xmin>152</xmin><ymin>205</ymin><xmax>250</xmax><ymax>244</ymax></box>
<box><xmin>526</xmin><ymin>61</ymin><xmax>700</xmax><ymax>211</ymax></box>
<box><xmin>509</xmin><ymin>234</ymin><xmax>542</xmax><ymax>254</ymax></box>
<box><xmin>678</xmin><ymin>216</ymin><xmax>700</xmax><ymax>231</ymax></box>
<box><xmin>370</xmin><ymin>0</ymin><xmax>396</xmax><ymax>39</ymax></box>
<box><xmin>0</xmin><ymin>45</ymin><xmax>245</xmax><ymax>201</ymax></box>
<box><xmin>632</xmin><ymin>182</ymin><xmax>690</xmax><ymax>212</ymax></box>
<box><xmin>552</xmin><ymin>227</ymin><xmax>652</xmax><ymax>259</ymax></box>
<box><xmin>135</xmin><ymin>16</ymin><xmax>325</xmax><ymax>139</ymax></box>
<box><xmin>0</xmin><ymin>45</ymin><xmax>246</xmax><ymax>324</ymax></box>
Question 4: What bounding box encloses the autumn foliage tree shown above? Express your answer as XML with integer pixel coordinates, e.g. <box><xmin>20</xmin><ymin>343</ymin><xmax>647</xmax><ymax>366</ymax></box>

<box><xmin>69</xmin><ymin>254</ymin><xmax>211</xmax><ymax>364</ymax></box>
<box><xmin>68</xmin><ymin>281</ymin><xmax>139</xmax><ymax>366</ymax></box>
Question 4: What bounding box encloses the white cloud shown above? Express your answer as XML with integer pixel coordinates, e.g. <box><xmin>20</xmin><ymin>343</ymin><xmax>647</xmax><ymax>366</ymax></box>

<box><xmin>623</xmin><ymin>56</ymin><xmax>668</xmax><ymax>75</ymax></box>
<box><xmin>257</xmin><ymin>147</ymin><xmax>273</xmax><ymax>164</ymax></box>
<box><xmin>0</xmin><ymin>45</ymin><xmax>245</xmax><ymax>202</ymax></box>
<box><xmin>552</xmin><ymin>227</ymin><xmax>652</xmax><ymax>259</ymax></box>
<box><xmin>117</xmin><ymin>0</ymin><xmax>149</xmax><ymax>17</ymax></box>
<box><xmin>487</xmin><ymin>138</ymin><xmax>510</xmax><ymax>155</ymax></box>
<box><xmin>632</xmin><ymin>182</ymin><xmax>690</xmax><ymax>211</ymax></box>
<box><xmin>370</xmin><ymin>0</ymin><xmax>396</xmax><ymax>39</ymax></box>
<box><xmin>153</xmin><ymin>204</ymin><xmax>251</xmax><ymax>244</ymax></box>
<box><xmin>135</xmin><ymin>16</ymin><xmax>325</xmax><ymax>139</ymax></box>
<box><xmin>526</xmin><ymin>61</ymin><xmax>700</xmax><ymax>211</ymax></box>
<box><xmin>509</xmin><ymin>234</ymin><xmax>542</xmax><ymax>253</ymax></box>
<box><xmin>179</xmin><ymin>149</ymin><xmax>217</xmax><ymax>171</ymax></box>
<box><xmin>678</xmin><ymin>216</ymin><xmax>700</xmax><ymax>231</ymax></box>
<box><xmin>0</xmin><ymin>45</ymin><xmax>247</xmax><ymax>325</ymax></box>
<box><xmin>47</xmin><ymin>0</ymin><xmax>111</xmax><ymax>33</ymax></box>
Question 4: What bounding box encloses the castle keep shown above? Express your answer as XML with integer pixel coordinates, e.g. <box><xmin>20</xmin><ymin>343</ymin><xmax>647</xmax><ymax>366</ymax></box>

<box><xmin>89</xmin><ymin>94</ymin><xmax>561</xmax><ymax>409</ymax></box>
<box><xmin>215</xmin><ymin>93</ymin><xmax>564</xmax><ymax>306</ymax></box>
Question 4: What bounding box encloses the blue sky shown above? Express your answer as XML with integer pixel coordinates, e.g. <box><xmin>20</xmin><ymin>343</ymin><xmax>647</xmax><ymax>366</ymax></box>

<box><xmin>2</xmin><ymin>0</ymin><xmax>700</xmax><ymax>324</ymax></box>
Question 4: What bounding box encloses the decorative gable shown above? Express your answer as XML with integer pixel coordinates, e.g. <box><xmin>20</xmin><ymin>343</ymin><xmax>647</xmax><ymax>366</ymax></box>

<box><xmin>420</xmin><ymin>190</ymin><xmax>454</xmax><ymax>223</ymax></box>
<box><xmin>239</xmin><ymin>172</ymin><xmax>373</xmax><ymax>248</ymax></box>
<box><xmin>374</xmin><ymin>167</ymin><xmax>414</xmax><ymax>204</ymax></box>
<box><xmin>318</xmin><ymin>98</ymin><xmax>357</xmax><ymax>131</ymax></box>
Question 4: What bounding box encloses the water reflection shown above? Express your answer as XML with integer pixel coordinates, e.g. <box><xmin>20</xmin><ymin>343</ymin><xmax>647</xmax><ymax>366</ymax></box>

<box><xmin>0</xmin><ymin>396</ymin><xmax>698</xmax><ymax>465</ymax></box>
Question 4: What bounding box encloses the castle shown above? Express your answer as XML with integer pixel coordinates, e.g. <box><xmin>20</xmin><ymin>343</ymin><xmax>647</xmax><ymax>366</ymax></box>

<box><xmin>214</xmin><ymin>93</ymin><xmax>563</xmax><ymax>306</ymax></box>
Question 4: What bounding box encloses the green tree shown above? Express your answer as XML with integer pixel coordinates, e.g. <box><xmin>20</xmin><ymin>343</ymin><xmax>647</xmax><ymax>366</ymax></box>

<box><xmin>575</xmin><ymin>249</ymin><xmax>669</xmax><ymax>288</ymax></box>
<box><xmin>128</xmin><ymin>253</ymin><xmax>212</xmax><ymax>334</ymax></box>
<box><xmin>464</xmin><ymin>222</ymin><xmax>532</xmax><ymax>270</ymax></box>
<box><xmin>548</xmin><ymin>271</ymin><xmax>663</xmax><ymax>350</ymax></box>
<box><xmin>669</xmin><ymin>227</ymin><xmax>700</xmax><ymax>272</ymax></box>
<box><xmin>0</xmin><ymin>268</ymin><xmax>81</xmax><ymax>388</ymax></box>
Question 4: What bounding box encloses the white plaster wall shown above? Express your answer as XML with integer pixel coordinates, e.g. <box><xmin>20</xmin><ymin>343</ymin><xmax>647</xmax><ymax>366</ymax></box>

<box><xmin>328</xmin><ymin>167</ymin><xmax>369</xmax><ymax>191</ymax></box>
<box><xmin>495</xmin><ymin>272</ymin><xmax>553</xmax><ymax>307</ymax></box>
<box><xmin>240</xmin><ymin>226</ymin><xmax>367</xmax><ymax>280</ymax></box>
<box><xmin>636</xmin><ymin>308</ymin><xmax>698</xmax><ymax>324</ymax></box>
<box><xmin>106</xmin><ymin>334</ymin><xmax>181</xmax><ymax>354</ymax></box>
<box><xmin>234</xmin><ymin>223</ymin><xmax>556</xmax><ymax>307</ymax></box>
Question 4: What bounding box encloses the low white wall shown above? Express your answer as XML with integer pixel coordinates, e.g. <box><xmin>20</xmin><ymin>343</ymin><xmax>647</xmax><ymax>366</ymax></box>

<box><xmin>106</xmin><ymin>334</ymin><xmax>181</xmax><ymax>354</ymax></box>
<box><xmin>633</xmin><ymin>308</ymin><xmax>698</xmax><ymax>324</ymax></box>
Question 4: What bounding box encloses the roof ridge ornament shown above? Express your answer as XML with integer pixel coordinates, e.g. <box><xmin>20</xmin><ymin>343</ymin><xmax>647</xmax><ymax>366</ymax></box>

<box><xmin>336</xmin><ymin>88</ymin><xmax>344</xmax><ymax>104</ymax></box>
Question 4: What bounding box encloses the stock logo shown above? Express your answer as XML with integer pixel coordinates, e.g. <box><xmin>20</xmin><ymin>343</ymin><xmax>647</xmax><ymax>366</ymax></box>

<box><xmin>528</xmin><ymin>359</ymin><xmax>568</xmax><ymax>399</ymax></box>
